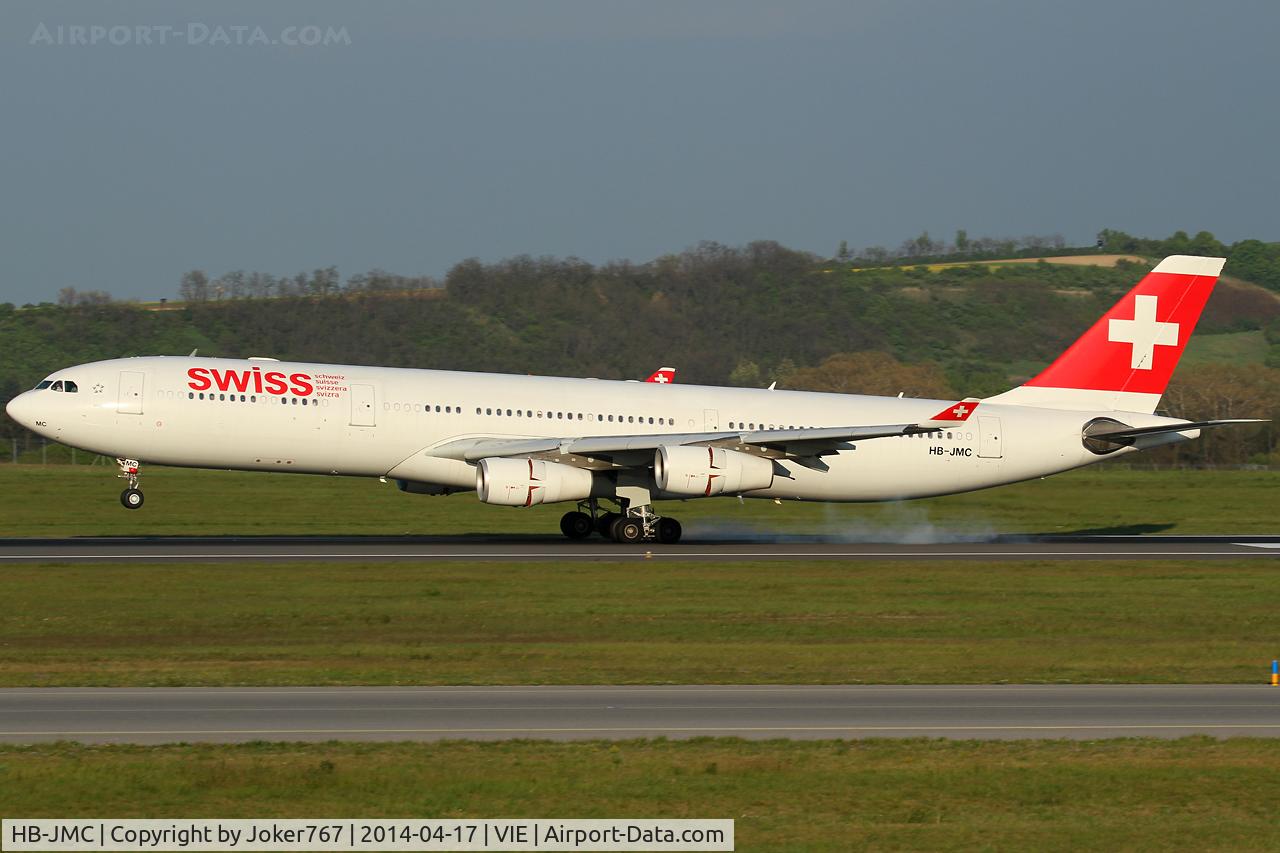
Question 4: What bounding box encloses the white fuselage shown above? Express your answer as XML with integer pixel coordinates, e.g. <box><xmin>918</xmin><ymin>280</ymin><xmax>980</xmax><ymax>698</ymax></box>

<box><xmin>7</xmin><ymin>350</ymin><xmax>1177</xmax><ymax>499</ymax></box>
<box><xmin>10</xmin><ymin>356</ymin><xmax>1181</xmax><ymax>502</ymax></box>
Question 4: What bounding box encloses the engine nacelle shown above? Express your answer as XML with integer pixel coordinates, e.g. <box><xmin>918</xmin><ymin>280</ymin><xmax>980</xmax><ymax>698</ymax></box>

<box><xmin>476</xmin><ymin>457</ymin><xmax>594</xmax><ymax>507</ymax></box>
<box><xmin>655</xmin><ymin>445</ymin><xmax>774</xmax><ymax>496</ymax></box>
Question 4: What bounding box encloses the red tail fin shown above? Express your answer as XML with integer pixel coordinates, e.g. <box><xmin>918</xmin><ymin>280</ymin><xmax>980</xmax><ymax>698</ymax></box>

<box><xmin>988</xmin><ymin>256</ymin><xmax>1224</xmax><ymax>412</ymax></box>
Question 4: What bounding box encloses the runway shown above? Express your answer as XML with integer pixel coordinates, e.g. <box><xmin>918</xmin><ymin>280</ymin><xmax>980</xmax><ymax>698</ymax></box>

<box><xmin>0</xmin><ymin>534</ymin><xmax>1277</xmax><ymax>562</ymax></box>
<box><xmin>1</xmin><ymin>685</ymin><xmax>1278</xmax><ymax>744</ymax></box>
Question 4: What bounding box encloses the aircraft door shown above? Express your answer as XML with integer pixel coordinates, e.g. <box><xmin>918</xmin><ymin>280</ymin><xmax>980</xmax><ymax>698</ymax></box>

<box><xmin>118</xmin><ymin>371</ymin><xmax>145</xmax><ymax>415</ymax></box>
<box><xmin>703</xmin><ymin>409</ymin><xmax>719</xmax><ymax>431</ymax></box>
<box><xmin>978</xmin><ymin>416</ymin><xmax>1003</xmax><ymax>458</ymax></box>
<box><xmin>350</xmin><ymin>383</ymin><xmax>376</xmax><ymax>427</ymax></box>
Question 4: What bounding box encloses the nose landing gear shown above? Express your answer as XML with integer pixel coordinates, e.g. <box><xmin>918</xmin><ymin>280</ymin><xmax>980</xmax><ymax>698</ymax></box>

<box><xmin>116</xmin><ymin>458</ymin><xmax>144</xmax><ymax>510</ymax></box>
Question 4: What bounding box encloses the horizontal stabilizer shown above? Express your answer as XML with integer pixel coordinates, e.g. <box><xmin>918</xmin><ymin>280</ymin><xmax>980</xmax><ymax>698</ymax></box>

<box><xmin>1088</xmin><ymin>418</ymin><xmax>1267</xmax><ymax>443</ymax></box>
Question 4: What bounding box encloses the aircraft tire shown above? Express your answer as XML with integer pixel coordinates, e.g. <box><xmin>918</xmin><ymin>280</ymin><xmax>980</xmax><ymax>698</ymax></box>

<box><xmin>595</xmin><ymin>512</ymin><xmax>620</xmax><ymax>537</ymax></box>
<box><xmin>656</xmin><ymin>517</ymin><xmax>682</xmax><ymax>544</ymax></box>
<box><xmin>120</xmin><ymin>488</ymin><xmax>144</xmax><ymax>510</ymax></box>
<box><xmin>559</xmin><ymin>510</ymin><xmax>594</xmax><ymax>540</ymax></box>
<box><xmin>611</xmin><ymin>517</ymin><xmax>644</xmax><ymax>544</ymax></box>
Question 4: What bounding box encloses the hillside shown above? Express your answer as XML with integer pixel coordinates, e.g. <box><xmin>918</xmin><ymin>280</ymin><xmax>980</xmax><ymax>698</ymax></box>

<box><xmin>3</xmin><ymin>242</ymin><xmax>1278</xmax><ymax>464</ymax></box>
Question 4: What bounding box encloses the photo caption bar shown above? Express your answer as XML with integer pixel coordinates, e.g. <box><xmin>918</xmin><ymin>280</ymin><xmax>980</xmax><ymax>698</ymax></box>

<box><xmin>3</xmin><ymin>819</ymin><xmax>734</xmax><ymax>851</ymax></box>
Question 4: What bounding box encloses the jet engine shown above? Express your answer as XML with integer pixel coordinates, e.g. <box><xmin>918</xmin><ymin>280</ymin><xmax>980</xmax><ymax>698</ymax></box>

<box><xmin>476</xmin><ymin>457</ymin><xmax>594</xmax><ymax>506</ymax></box>
<box><xmin>655</xmin><ymin>445</ymin><xmax>774</xmax><ymax>496</ymax></box>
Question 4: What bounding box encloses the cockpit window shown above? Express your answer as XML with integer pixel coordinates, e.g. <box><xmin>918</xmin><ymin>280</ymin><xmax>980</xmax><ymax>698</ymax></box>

<box><xmin>34</xmin><ymin>380</ymin><xmax>53</xmax><ymax>390</ymax></box>
<box><xmin>49</xmin><ymin>380</ymin><xmax>64</xmax><ymax>392</ymax></box>
<box><xmin>64</xmin><ymin>381</ymin><xmax>78</xmax><ymax>393</ymax></box>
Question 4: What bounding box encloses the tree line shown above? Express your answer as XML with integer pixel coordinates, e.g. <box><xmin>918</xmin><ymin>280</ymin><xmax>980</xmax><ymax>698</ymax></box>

<box><xmin>3</xmin><ymin>235</ymin><xmax>1278</xmax><ymax>466</ymax></box>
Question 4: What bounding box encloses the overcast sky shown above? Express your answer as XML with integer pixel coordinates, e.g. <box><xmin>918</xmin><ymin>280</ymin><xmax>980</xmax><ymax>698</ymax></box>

<box><xmin>1</xmin><ymin>0</ymin><xmax>1276</xmax><ymax>303</ymax></box>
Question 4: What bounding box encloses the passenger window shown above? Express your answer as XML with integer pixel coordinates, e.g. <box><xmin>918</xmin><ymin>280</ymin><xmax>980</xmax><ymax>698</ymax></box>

<box><xmin>250</xmin><ymin>395</ymin><xmax>256</xmax><ymax>403</ymax></box>
<box><xmin>240</xmin><ymin>395</ymin><xmax>246</xmax><ymax>402</ymax></box>
<box><xmin>607</xmin><ymin>415</ymin><xmax>614</xmax><ymax>422</ymax></box>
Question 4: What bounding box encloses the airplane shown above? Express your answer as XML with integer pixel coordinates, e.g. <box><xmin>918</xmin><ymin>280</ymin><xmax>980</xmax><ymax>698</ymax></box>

<box><xmin>4</xmin><ymin>256</ymin><xmax>1264</xmax><ymax>544</ymax></box>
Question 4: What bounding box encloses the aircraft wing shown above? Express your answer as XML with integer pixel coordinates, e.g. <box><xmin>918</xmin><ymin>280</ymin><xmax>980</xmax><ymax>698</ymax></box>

<box><xmin>427</xmin><ymin>423</ymin><xmax>941</xmax><ymax>471</ymax></box>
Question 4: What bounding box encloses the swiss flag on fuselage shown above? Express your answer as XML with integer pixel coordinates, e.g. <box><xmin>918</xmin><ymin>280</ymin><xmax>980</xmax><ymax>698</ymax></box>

<box><xmin>1024</xmin><ymin>256</ymin><xmax>1224</xmax><ymax>395</ymax></box>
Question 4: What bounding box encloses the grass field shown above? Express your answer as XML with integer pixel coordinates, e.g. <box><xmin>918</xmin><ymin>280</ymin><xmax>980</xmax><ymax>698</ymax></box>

<box><xmin>0</xmin><ymin>465</ymin><xmax>1276</xmax><ymax>687</ymax></box>
<box><xmin>3</xmin><ymin>557</ymin><xmax>1278</xmax><ymax>686</ymax></box>
<box><xmin>4</xmin><ymin>739</ymin><xmax>1280</xmax><ymax>851</ymax></box>
<box><xmin>3</xmin><ymin>468</ymin><xmax>1277</xmax><ymax>842</ymax></box>
<box><xmin>0</xmin><ymin>464</ymin><xmax>1275</xmax><ymax>537</ymax></box>
<box><xmin>1182</xmin><ymin>329</ymin><xmax>1270</xmax><ymax>366</ymax></box>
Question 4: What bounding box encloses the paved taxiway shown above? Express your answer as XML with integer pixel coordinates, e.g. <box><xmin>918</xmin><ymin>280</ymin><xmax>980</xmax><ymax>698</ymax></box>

<box><xmin>2</xmin><ymin>685</ymin><xmax>1278</xmax><ymax>744</ymax></box>
<box><xmin>0</xmin><ymin>535</ymin><xmax>1277</xmax><ymax>562</ymax></box>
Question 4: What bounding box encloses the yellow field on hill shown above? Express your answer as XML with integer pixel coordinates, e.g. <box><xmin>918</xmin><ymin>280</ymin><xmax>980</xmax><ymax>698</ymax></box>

<box><xmin>918</xmin><ymin>254</ymin><xmax>1148</xmax><ymax>272</ymax></box>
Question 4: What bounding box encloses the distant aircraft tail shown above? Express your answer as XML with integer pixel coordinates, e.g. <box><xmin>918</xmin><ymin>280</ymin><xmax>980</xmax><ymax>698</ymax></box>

<box><xmin>986</xmin><ymin>255</ymin><xmax>1225</xmax><ymax>413</ymax></box>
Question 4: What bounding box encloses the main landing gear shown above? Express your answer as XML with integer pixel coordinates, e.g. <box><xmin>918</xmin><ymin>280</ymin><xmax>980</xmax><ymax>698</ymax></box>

<box><xmin>559</xmin><ymin>498</ymin><xmax>683</xmax><ymax>544</ymax></box>
<box><xmin>117</xmin><ymin>458</ymin><xmax>144</xmax><ymax>510</ymax></box>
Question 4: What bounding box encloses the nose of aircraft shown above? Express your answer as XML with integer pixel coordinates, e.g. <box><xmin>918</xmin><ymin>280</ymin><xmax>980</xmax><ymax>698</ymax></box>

<box><xmin>5</xmin><ymin>391</ymin><xmax>36</xmax><ymax>429</ymax></box>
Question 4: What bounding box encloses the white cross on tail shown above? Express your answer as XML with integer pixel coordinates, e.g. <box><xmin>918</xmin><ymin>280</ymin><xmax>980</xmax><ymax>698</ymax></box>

<box><xmin>1107</xmin><ymin>294</ymin><xmax>1179</xmax><ymax>370</ymax></box>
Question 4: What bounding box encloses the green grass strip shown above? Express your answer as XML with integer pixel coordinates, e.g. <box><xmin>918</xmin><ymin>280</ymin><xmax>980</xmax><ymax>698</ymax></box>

<box><xmin>4</xmin><ymin>739</ymin><xmax>1280</xmax><ymax>851</ymax></box>
<box><xmin>3</xmin><ymin>559</ymin><xmax>1278</xmax><ymax>686</ymax></box>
